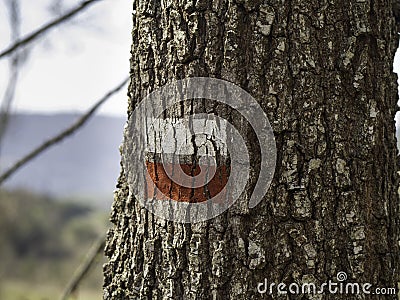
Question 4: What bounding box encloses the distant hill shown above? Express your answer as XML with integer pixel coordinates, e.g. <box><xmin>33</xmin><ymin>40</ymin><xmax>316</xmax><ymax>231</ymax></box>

<box><xmin>0</xmin><ymin>113</ymin><xmax>125</xmax><ymax>208</ymax></box>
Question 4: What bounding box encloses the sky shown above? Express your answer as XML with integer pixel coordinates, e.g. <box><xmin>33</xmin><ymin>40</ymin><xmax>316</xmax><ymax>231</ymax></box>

<box><xmin>0</xmin><ymin>0</ymin><xmax>399</xmax><ymax>121</ymax></box>
<box><xmin>0</xmin><ymin>0</ymin><xmax>131</xmax><ymax>116</ymax></box>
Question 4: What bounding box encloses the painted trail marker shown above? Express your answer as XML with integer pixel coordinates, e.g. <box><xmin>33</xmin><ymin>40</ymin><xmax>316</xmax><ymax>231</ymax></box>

<box><xmin>145</xmin><ymin>117</ymin><xmax>229</xmax><ymax>203</ymax></box>
<box><xmin>122</xmin><ymin>77</ymin><xmax>276</xmax><ymax>223</ymax></box>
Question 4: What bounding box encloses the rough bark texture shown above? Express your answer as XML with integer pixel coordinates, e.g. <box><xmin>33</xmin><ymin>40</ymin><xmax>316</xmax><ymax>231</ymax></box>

<box><xmin>104</xmin><ymin>0</ymin><xmax>400</xmax><ymax>299</ymax></box>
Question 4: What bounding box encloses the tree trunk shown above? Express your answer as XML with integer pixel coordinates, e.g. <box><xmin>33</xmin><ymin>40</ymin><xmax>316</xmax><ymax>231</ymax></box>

<box><xmin>104</xmin><ymin>0</ymin><xmax>400</xmax><ymax>299</ymax></box>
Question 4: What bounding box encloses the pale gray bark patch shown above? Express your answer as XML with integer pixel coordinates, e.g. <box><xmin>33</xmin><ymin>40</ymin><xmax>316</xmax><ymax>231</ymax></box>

<box><xmin>104</xmin><ymin>0</ymin><xmax>400</xmax><ymax>299</ymax></box>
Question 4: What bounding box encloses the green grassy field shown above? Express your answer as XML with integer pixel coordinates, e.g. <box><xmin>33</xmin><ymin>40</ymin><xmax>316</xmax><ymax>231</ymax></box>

<box><xmin>0</xmin><ymin>278</ymin><xmax>102</xmax><ymax>300</ymax></box>
<box><xmin>0</xmin><ymin>189</ymin><xmax>109</xmax><ymax>300</ymax></box>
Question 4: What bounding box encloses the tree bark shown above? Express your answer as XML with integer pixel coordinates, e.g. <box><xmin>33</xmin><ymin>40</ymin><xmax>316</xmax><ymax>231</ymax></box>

<box><xmin>104</xmin><ymin>0</ymin><xmax>400</xmax><ymax>299</ymax></box>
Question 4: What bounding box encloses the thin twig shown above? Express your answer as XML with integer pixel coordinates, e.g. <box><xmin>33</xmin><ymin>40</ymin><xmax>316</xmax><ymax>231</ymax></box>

<box><xmin>0</xmin><ymin>0</ymin><xmax>24</xmax><ymax>151</ymax></box>
<box><xmin>0</xmin><ymin>0</ymin><xmax>102</xmax><ymax>59</ymax></box>
<box><xmin>60</xmin><ymin>234</ymin><xmax>106</xmax><ymax>300</ymax></box>
<box><xmin>0</xmin><ymin>77</ymin><xmax>129</xmax><ymax>185</ymax></box>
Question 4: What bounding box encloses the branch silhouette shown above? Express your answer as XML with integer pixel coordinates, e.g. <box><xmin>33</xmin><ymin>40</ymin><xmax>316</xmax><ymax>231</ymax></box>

<box><xmin>60</xmin><ymin>234</ymin><xmax>106</xmax><ymax>300</ymax></box>
<box><xmin>0</xmin><ymin>0</ymin><xmax>23</xmax><ymax>148</ymax></box>
<box><xmin>0</xmin><ymin>0</ymin><xmax>102</xmax><ymax>59</ymax></box>
<box><xmin>0</xmin><ymin>77</ymin><xmax>129</xmax><ymax>185</ymax></box>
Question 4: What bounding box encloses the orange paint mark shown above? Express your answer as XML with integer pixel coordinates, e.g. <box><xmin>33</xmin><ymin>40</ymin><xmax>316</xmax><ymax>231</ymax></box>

<box><xmin>145</xmin><ymin>161</ymin><xmax>229</xmax><ymax>203</ymax></box>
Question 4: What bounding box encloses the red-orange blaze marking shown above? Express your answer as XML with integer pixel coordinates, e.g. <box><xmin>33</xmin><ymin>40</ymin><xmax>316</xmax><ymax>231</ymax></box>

<box><xmin>145</xmin><ymin>161</ymin><xmax>229</xmax><ymax>203</ymax></box>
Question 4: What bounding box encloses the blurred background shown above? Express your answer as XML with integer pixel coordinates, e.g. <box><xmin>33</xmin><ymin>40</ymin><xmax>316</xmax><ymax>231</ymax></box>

<box><xmin>0</xmin><ymin>0</ymin><xmax>130</xmax><ymax>299</ymax></box>
<box><xmin>0</xmin><ymin>1</ymin><xmax>400</xmax><ymax>299</ymax></box>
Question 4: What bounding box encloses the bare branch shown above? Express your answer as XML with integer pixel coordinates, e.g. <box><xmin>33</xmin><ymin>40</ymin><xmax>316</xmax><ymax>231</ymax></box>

<box><xmin>0</xmin><ymin>0</ymin><xmax>24</xmax><ymax>150</ymax></box>
<box><xmin>0</xmin><ymin>77</ymin><xmax>129</xmax><ymax>185</ymax></box>
<box><xmin>0</xmin><ymin>64</ymin><xmax>19</xmax><ymax>147</ymax></box>
<box><xmin>60</xmin><ymin>234</ymin><xmax>106</xmax><ymax>300</ymax></box>
<box><xmin>0</xmin><ymin>0</ymin><xmax>103</xmax><ymax>59</ymax></box>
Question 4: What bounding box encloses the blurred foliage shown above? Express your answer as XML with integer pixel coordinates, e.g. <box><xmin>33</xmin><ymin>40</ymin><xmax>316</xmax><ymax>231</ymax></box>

<box><xmin>0</xmin><ymin>188</ymin><xmax>109</xmax><ymax>299</ymax></box>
